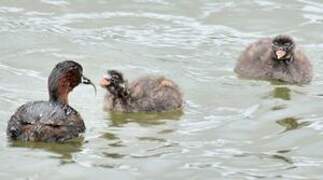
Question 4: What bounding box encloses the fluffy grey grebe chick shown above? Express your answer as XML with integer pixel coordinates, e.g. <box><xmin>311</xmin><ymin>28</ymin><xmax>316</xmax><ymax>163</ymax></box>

<box><xmin>234</xmin><ymin>35</ymin><xmax>312</xmax><ymax>84</ymax></box>
<box><xmin>100</xmin><ymin>70</ymin><xmax>183</xmax><ymax>112</ymax></box>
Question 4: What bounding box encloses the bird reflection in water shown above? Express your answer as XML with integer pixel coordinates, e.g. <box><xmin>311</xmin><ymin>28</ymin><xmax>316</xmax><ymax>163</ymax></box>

<box><xmin>100</xmin><ymin>111</ymin><xmax>183</xmax><ymax>160</ymax></box>
<box><xmin>276</xmin><ymin>117</ymin><xmax>311</xmax><ymax>132</ymax></box>
<box><xmin>8</xmin><ymin>138</ymin><xmax>84</xmax><ymax>163</ymax></box>
<box><xmin>107</xmin><ymin>110</ymin><xmax>184</xmax><ymax>127</ymax></box>
<box><xmin>272</xmin><ymin>87</ymin><xmax>291</xmax><ymax>100</ymax></box>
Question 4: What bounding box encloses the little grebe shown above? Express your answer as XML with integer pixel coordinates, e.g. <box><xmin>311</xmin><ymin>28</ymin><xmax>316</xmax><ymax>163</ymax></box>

<box><xmin>234</xmin><ymin>35</ymin><xmax>312</xmax><ymax>84</ymax></box>
<box><xmin>7</xmin><ymin>60</ymin><xmax>96</xmax><ymax>142</ymax></box>
<box><xmin>100</xmin><ymin>70</ymin><xmax>183</xmax><ymax>112</ymax></box>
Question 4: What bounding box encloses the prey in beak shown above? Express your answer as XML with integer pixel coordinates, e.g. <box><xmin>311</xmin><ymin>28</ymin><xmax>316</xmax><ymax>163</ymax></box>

<box><xmin>82</xmin><ymin>75</ymin><xmax>97</xmax><ymax>95</ymax></box>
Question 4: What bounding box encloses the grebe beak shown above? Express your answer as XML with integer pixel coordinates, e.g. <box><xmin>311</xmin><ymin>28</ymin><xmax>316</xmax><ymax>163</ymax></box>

<box><xmin>82</xmin><ymin>75</ymin><xmax>97</xmax><ymax>95</ymax></box>
<box><xmin>99</xmin><ymin>74</ymin><xmax>111</xmax><ymax>88</ymax></box>
<box><xmin>276</xmin><ymin>50</ymin><xmax>286</xmax><ymax>59</ymax></box>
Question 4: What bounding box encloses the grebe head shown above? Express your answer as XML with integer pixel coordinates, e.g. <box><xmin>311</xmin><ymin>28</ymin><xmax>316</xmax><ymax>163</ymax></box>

<box><xmin>48</xmin><ymin>60</ymin><xmax>96</xmax><ymax>104</ymax></box>
<box><xmin>100</xmin><ymin>70</ymin><xmax>127</xmax><ymax>97</ymax></box>
<box><xmin>272</xmin><ymin>35</ymin><xmax>295</xmax><ymax>60</ymax></box>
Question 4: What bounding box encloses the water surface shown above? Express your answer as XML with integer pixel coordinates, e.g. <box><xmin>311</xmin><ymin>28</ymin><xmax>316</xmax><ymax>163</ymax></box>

<box><xmin>1</xmin><ymin>0</ymin><xmax>323</xmax><ymax>179</ymax></box>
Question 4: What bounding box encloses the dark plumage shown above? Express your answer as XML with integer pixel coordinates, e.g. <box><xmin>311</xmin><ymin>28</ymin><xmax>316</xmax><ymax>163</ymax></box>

<box><xmin>234</xmin><ymin>35</ymin><xmax>312</xmax><ymax>84</ymax></box>
<box><xmin>7</xmin><ymin>60</ymin><xmax>96</xmax><ymax>142</ymax></box>
<box><xmin>100</xmin><ymin>70</ymin><xmax>183</xmax><ymax>112</ymax></box>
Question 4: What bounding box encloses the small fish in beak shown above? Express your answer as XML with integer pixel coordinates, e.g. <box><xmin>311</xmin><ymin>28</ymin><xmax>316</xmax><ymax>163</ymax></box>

<box><xmin>82</xmin><ymin>76</ymin><xmax>97</xmax><ymax>95</ymax></box>
<box><xmin>276</xmin><ymin>50</ymin><xmax>286</xmax><ymax>59</ymax></box>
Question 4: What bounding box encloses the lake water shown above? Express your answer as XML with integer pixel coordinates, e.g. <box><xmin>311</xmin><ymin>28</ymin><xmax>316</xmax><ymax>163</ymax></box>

<box><xmin>1</xmin><ymin>0</ymin><xmax>323</xmax><ymax>179</ymax></box>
